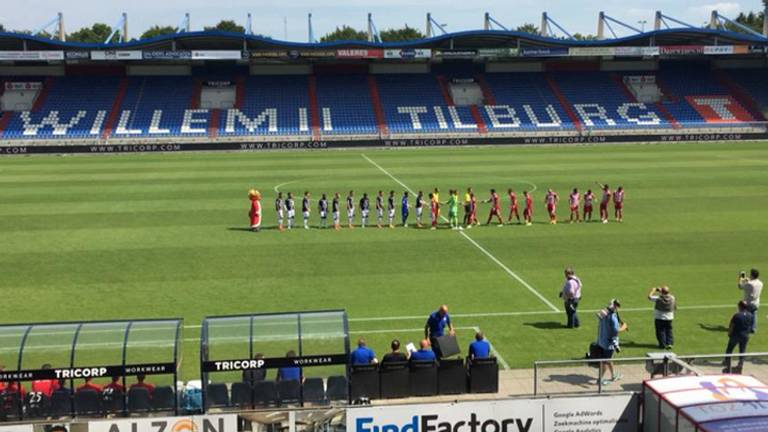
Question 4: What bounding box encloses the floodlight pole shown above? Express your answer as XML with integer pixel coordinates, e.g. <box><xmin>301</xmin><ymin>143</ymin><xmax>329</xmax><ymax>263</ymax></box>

<box><xmin>540</xmin><ymin>12</ymin><xmax>548</xmax><ymax>37</ymax></box>
<box><xmin>426</xmin><ymin>13</ymin><xmax>432</xmax><ymax>38</ymax></box>
<box><xmin>654</xmin><ymin>11</ymin><xmax>662</xmax><ymax>31</ymax></box>
<box><xmin>484</xmin><ymin>12</ymin><xmax>490</xmax><ymax>31</ymax></box>
<box><xmin>185</xmin><ymin>13</ymin><xmax>190</xmax><ymax>32</ymax></box>
<box><xmin>308</xmin><ymin>13</ymin><xmax>315</xmax><ymax>43</ymax></box>
<box><xmin>597</xmin><ymin>11</ymin><xmax>605</xmax><ymax>39</ymax></box>
<box><xmin>122</xmin><ymin>12</ymin><xmax>128</xmax><ymax>42</ymax></box>
<box><xmin>764</xmin><ymin>3</ymin><xmax>768</xmax><ymax>37</ymax></box>
<box><xmin>247</xmin><ymin>13</ymin><xmax>253</xmax><ymax>35</ymax></box>
<box><xmin>709</xmin><ymin>10</ymin><xmax>719</xmax><ymax>30</ymax></box>
<box><xmin>57</xmin><ymin>12</ymin><xmax>65</xmax><ymax>41</ymax></box>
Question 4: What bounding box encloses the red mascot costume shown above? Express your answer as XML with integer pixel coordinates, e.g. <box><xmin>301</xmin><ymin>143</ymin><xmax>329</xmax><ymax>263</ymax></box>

<box><xmin>248</xmin><ymin>189</ymin><xmax>262</xmax><ymax>232</ymax></box>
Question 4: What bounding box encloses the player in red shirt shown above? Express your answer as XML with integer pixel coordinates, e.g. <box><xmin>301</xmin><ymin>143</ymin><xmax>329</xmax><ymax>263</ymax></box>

<box><xmin>470</xmin><ymin>192</ymin><xmax>479</xmax><ymax>226</ymax></box>
<box><xmin>597</xmin><ymin>183</ymin><xmax>611</xmax><ymax>224</ymax></box>
<box><xmin>103</xmin><ymin>375</ymin><xmax>125</xmax><ymax>393</ymax></box>
<box><xmin>613</xmin><ymin>186</ymin><xmax>625</xmax><ymax>222</ymax></box>
<box><xmin>507</xmin><ymin>188</ymin><xmax>521</xmax><ymax>224</ymax></box>
<box><xmin>76</xmin><ymin>377</ymin><xmax>102</xmax><ymax>393</ymax></box>
<box><xmin>523</xmin><ymin>191</ymin><xmax>534</xmax><ymax>226</ymax></box>
<box><xmin>31</xmin><ymin>363</ymin><xmax>60</xmax><ymax>397</ymax></box>
<box><xmin>130</xmin><ymin>374</ymin><xmax>155</xmax><ymax>397</ymax></box>
<box><xmin>484</xmin><ymin>189</ymin><xmax>504</xmax><ymax>226</ymax></box>
<box><xmin>568</xmin><ymin>188</ymin><xmax>581</xmax><ymax>224</ymax></box>
<box><xmin>583</xmin><ymin>189</ymin><xmax>595</xmax><ymax>222</ymax></box>
<box><xmin>544</xmin><ymin>189</ymin><xmax>559</xmax><ymax>224</ymax></box>
<box><xmin>248</xmin><ymin>189</ymin><xmax>262</xmax><ymax>232</ymax></box>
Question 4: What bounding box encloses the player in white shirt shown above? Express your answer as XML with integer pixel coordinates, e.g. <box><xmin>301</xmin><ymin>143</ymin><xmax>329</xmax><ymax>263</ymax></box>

<box><xmin>568</xmin><ymin>188</ymin><xmax>581</xmax><ymax>224</ymax></box>
<box><xmin>346</xmin><ymin>190</ymin><xmax>355</xmax><ymax>229</ymax></box>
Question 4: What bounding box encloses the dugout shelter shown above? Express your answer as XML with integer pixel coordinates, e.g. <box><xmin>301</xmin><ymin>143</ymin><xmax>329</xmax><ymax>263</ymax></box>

<box><xmin>0</xmin><ymin>318</ymin><xmax>183</xmax><ymax>420</ymax></box>
<box><xmin>199</xmin><ymin>310</ymin><xmax>350</xmax><ymax>410</ymax></box>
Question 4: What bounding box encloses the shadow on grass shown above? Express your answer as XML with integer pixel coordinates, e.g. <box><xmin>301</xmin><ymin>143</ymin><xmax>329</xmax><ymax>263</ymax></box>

<box><xmin>699</xmin><ymin>324</ymin><xmax>729</xmax><ymax>333</ymax></box>
<box><xmin>227</xmin><ymin>226</ymin><xmax>285</xmax><ymax>232</ymax></box>
<box><xmin>621</xmin><ymin>340</ymin><xmax>663</xmax><ymax>350</ymax></box>
<box><xmin>523</xmin><ymin>321</ymin><xmax>567</xmax><ymax>330</ymax></box>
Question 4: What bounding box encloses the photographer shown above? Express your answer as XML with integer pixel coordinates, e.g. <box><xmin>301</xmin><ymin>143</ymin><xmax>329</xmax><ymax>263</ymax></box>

<box><xmin>595</xmin><ymin>299</ymin><xmax>627</xmax><ymax>386</ymax></box>
<box><xmin>738</xmin><ymin>269</ymin><xmax>763</xmax><ymax>333</ymax></box>
<box><xmin>648</xmin><ymin>286</ymin><xmax>676</xmax><ymax>349</ymax></box>
<box><xmin>559</xmin><ymin>267</ymin><xmax>582</xmax><ymax>328</ymax></box>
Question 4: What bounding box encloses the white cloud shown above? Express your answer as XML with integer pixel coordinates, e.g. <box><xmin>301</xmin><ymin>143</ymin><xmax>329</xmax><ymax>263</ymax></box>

<box><xmin>688</xmin><ymin>2</ymin><xmax>742</xmax><ymax>18</ymax></box>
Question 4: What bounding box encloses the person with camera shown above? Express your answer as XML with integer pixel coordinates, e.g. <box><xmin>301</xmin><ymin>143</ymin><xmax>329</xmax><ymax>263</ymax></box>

<box><xmin>595</xmin><ymin>299</ymin><xmax>627</xmax><ymax>386</ymax></box>
<box><xmin>648</xmin><ymin>286</ymin><xmax>676</xmax><ymax>349</ymax></box>
<box><xmin>559</xmin><ymin>268</ymin><xmax>582</xmax><ymax>328</ymax></box>
<box><xmin>738</xmin><ymin>269</ymin><xmax>763</xmax><ymax>333</ymax></box>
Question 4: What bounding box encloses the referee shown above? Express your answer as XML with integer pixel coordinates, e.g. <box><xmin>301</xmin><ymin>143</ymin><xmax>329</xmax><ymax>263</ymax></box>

<box><xmin>425</xmin><ymin>304</ymin><xmax>455</xmax><ymax>359</ymax></box>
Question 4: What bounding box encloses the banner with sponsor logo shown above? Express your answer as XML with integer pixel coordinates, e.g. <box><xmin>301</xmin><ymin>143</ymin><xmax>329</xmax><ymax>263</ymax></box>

<box><xmin>90</xmin><ymin>414</ymin><xmax>236</xmax><ymax>432</ymax></box>
<box><xmin>336</xmin><ymin>49</ymin><xmax>383</xmax><ymax>59</ymax></box>
<box><xmin>143</xmin><ymin>50</ymin><xmax>192</xmax><ymax>60</ymax></box>
<box><xmin>519</xmin><ymin>47</ymin><xmax>569</xmax><ymax>57</ymax></box>
<box><xmin>0</xmin><ymin>424</ymin><xmax>33</xmax><ymax>432</ymax></box>
<box><xmin>251</xmin><ymin>50</ymin><xmax>336</xmax><ymax>60</ymax></box>
<box><xmin>614</xmin><ymin>46</ymin><xmax>659</xmax><ymax>57</ymax></box>
<box><xmin>191</xmin><ymin>50</ymin><xmax>244</xmax><ymax>60</ymax></box>
<box><xmin>4</xmin><ymin>82</ymin><xmax>42</xmax><ymax>91</ymax></box>
<box><xmin>0</xmin><ymin>51</ymin><xmax>64</xmax><ymax>61</ymax></box>
<box><xmin>91</xmin><ymin>50</ymin><xmax>143</xmax><ymax>61</ymax></box>
<box><xmin>65</xmin><ymin>51</ymin><xmax>90</xmax><ymax>60</ymax></box>
<box><xmin>383</xmin><ymin>49</ymin><xmax>432</xmax><ymax>59</ymax></box>
<box><xmin>569</xmin><ymin>47</ymin><xmax>616</xmax><ymax>56</ymax></box>
<box><xmin>347</xmin><ymin>394</ymin><xmax>639</xmax><ymax>432</ymax></box>
<box><xmin>660</xmin><ymin>45</ymin><xmax>704</xmax><ymax>55</ymax></box>
<box><xmin>476</xmin><ymin>48</ymin><xmax>519</xmax><ymax>58</ymax></box>
<box><xmin>435</xmin><ymin>49</ymin><xmax>478</xmax><ymax>59</ymax></box>
<box><xmin>0</xmin><ymin>362</ymin><xmax>175</xmax><ymax>382</ymax></box>
<box><xmin>202</xmin><ymin>353</ymin><xmax>348</xmax><ymax>372</ymax></box>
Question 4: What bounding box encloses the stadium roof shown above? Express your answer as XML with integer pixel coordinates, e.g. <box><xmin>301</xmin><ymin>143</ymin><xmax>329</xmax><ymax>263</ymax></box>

<box><xmin>0</xmin><ymin>27</ymin><xmax>766</xmax><ymax>51</ymax></box>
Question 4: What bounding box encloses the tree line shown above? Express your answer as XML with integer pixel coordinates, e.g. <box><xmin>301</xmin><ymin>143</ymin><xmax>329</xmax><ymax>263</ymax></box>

<box><xmin>0</xmin><ymin>2</ymin><xmax>765</xmax><ymax>45</ymax></box>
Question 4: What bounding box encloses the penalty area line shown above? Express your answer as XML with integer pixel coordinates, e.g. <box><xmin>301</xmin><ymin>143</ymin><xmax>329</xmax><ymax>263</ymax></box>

<box><xmin>361</xmin><ymin>153</ymin><xmax>560</xmax><ymax>312</ymax></box>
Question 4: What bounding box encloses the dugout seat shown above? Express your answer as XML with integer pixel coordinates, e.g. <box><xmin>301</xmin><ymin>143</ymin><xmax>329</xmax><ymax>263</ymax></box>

<box><xmin>439</xmin><ymin>358</ymin><xmax>467</xmax><ymax>394</ymax></box>
<box><xmin>277</xmin><ymin>380</ymin><xmax>301</xmax><ymax>405</ymax></box>
<box><xmin>127</xmin><ymin>387</ymin><xmax>152</xmax><ymax>413</ymax></box>
<box><xmin>101</xmin><ymin>387</ymin><xmax>124</xmax><ymax>415</ymax></box>
<box><xmin>409</xmin><ymin>360</ymin><xmax>438</xmax><ymax>396</ymax></box>
<box><xmin>0</xmin><ymin>391</ymin><xmax>22</xmax><ymax>420</ymax></box>
<box><xmin>468</xmin><ymin>357</ymin><xmax>499</xmax><ymax>393</ymax></box>
<box><xmin>205</xmin><ymin>383</ymin><xmax>230</xmax><ymax>408</ymax></box>
<box><xmin>302</xmin><ymin>377</ymin><xmax>326</xmax><ymax>404</ymax></box>
<box><xmin>230</xmin><ymin>382</ymin><xmax>253</xmax><ymax>409</ymax></box>
<box><xmin>379</xmin><ymin>361</ymin><xmax>410</xmax><ymax>398</ymax></box>
<box><xmin>326</xmin><ymin>375</ymin><xmax>348</xmax><ymax>402</ymax></box>
<box><xmin>350</xmin><ymin>364</ymin><xmax>379</xmax><ymax>401</ymax></box>
<box><xmin>49</xmin><ymin>390</ymin><xmax>72</xmax><ymax>418</ymax></box>
<box><xmin>24</xmin><ymin>391</ymin><xmax>50</xmax><ymax>419</ymax></box>
<box><xmin>151</xmin><ymin>386</ymin><xmax>175</xmax><ymax>411</ymax></box>
<box><xmin>253</xmin><ymin>380</ymin><xmax>278</xmax><ymax>407</ymax></box>
<box><xmin>74</xmin><ymin>389</ymin><xmax>102</xmax><ymax>416</ymax></box>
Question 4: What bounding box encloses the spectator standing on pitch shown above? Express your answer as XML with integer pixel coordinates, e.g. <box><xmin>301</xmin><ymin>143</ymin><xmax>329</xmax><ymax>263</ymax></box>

<box><xmin>596</xmin><ymin>299</ymin><xmax>626</xmax><ymax>386</ymax></box>
<box><xmin>468</xmin><ymin>331</ymin><xmax>491</xmax><ymax>365</ymax></box>
<box><xmin>648</xmin><ymin>286</ymin><xmax>676</xmax><ymax>349</ymax></box>
<box><xmin>738</xmin><ymin>269</ymin><xmax>763</xmax><ymax>333</ymax></box>
<box><xmin>349</xmin><ymin>338</ymin><xmax>378</xmax><ymax>365</ymax></box>
<box><xmin>559</xmin><ymin>268</ymin><xmax>582</xmax><ymax>328</ymax></box>
<box><xmin>410</xmin><ymin>339</ymin><xmax>437</xmax><ymax>362</ymax></box>
<box><xmin>724</xmin><ymin>301</ymin><xmax>754</xmax><ymax>373</ymax></box>
<box><xmin>382</xmin><ymin>340</ymin><xmax>409</xmax><ymax>363</ymax></box>
<box><xmin>425</xmin><ymin>304</ymin><xmax>455</xmax><ymax>359</ymax></box>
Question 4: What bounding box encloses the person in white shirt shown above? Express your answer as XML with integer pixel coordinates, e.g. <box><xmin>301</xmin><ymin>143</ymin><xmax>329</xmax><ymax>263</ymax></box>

<box><xmin>559</xmin><ymin>268</ymin><xmax>582</xmax><ymax>328</ymax></box>
<box><xmin>739</xmin><ymin>269</ymin><xmax>763</xmax><ymax>333</ymax></box>
<box><xmin>648</xmin><ymin>286</ymin><xmax>676</xmax><ymax>349</ymax></box>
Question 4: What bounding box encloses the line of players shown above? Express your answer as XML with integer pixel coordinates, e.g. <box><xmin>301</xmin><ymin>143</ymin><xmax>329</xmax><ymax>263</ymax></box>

<box><xmin>272</xmin><ymin>183</ymin><xmax>624</xmax><ymax>231</ymax></box>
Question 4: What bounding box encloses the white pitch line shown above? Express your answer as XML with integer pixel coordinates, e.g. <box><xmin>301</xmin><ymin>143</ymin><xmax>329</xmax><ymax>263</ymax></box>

<box><xmin>473</xmin><ymin>326</ymin><xmax>510</xmax><ymax>370</ymax></box>
<box><xmin>273</xmin><ymin>180</ymin><xmax>298</xmax><ymax>193</ymax></box>
<box><xmin>361</xmin><ymin>153</ymin><xmax>559</xmax><ymax>312</ymax></box>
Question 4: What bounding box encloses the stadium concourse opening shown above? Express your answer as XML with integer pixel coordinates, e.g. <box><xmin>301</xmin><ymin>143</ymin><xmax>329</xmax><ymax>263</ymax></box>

<box><xmin>0</xmin><ymin>319</ymin><xmax>182</xmax><ymax>420</ymax></box>
<box><xmin>200</xmin><ymin>310</ymin><xmax>351</xmax><ymax>409</ymax></box>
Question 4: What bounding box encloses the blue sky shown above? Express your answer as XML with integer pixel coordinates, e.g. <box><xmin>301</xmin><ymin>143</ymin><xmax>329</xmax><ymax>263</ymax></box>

<box><xmin>1</xmin><ymin>0</ymin><xmax>762</xmax><ymax>41</ymax></box>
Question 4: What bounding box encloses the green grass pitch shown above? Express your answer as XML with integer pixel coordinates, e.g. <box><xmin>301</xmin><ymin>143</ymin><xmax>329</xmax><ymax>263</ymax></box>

<box><xmin>1</xmin><ymin>141</ymin><xmax>767</xmax><ymax>383</ymax></box>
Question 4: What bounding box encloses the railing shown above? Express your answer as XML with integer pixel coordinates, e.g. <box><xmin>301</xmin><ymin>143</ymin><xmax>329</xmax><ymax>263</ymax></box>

<box><xmin>533</xmin><ymin>351</ymin><xmax>768</xmax><ymax>396</ymax></box>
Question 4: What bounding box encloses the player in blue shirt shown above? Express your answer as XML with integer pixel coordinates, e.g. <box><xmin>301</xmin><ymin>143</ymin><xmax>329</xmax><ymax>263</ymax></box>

<box><xmin>468</xmin><ymin>331</ymin><xmax>491</xmax><ymax>364</ymax></box>
<box><xmin>425</xmin><ymin>305</ymin><xmax>454</xmax><ymax>359</ymax></box>
<box><xmin>410</xmin><ymin>339</ymin><xmax>437</xmax><ymax>362</ymax></box>
<box><xmin>349</xmin><ymin>338</ymin><xmax>378</xmax><ymax>365</ymax></box>
<box><xmin>401</xmin><ymin>191</ymin><xmax>410</xmax><ymax>228</ymax></box>
<box><xmin>276</xmin><ymin>350</ymin><xmax>303</xmax><ymax>383</ymax></box>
